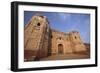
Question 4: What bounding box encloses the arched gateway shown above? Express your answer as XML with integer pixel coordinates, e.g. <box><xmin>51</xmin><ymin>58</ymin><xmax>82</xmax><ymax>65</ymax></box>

<box><xmin>58</xmin><ymin>44</ymin><xmax>63</xmax><ymax>54</ymax></box>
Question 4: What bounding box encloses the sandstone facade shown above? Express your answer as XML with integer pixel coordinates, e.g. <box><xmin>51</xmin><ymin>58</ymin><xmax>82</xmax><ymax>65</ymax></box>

<box><xmin>24</xmin><ymin>15</ymin><xmax>87</xmax><ymax>61</ymax></box>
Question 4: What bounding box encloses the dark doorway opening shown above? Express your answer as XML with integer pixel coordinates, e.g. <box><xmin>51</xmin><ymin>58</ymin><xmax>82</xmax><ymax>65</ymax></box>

<box><xmin>58</xmin><ymin>44</ymin><xmax>63</xmax><ymax>54</ymax></box>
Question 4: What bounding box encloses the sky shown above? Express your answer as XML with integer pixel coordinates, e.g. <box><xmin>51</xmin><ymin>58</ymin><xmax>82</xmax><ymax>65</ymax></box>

<box><xmin>24</xmin><ymin>11</ymin><xmax>90</xmax><ymax>43</ymax></box>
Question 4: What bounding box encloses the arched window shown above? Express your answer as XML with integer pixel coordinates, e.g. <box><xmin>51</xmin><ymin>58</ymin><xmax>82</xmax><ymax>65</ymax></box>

<box><xmin>51</xmin><ymin>35</ymin><xmax>53</xmax><ymax>38</ymax></box>
<box><xmin>37</xmin><ymin>23</ymin><xmax>40</xmax><ymax>26</ymax></box>
<box><xmin>58</xmin><ymin>37</ymin><xmax>61</xmax><ymax>40</ymax></box>
<box><xmin>75</xmin><ymin>36</ymin><xmax>77</xmax><ymax>39</ymax></box>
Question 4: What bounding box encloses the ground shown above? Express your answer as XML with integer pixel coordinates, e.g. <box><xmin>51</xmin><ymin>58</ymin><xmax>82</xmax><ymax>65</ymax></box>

<box><xmin>40</xmin><ymin>53</ymin><xmax>90</xmax><ymax>61</ymax></box>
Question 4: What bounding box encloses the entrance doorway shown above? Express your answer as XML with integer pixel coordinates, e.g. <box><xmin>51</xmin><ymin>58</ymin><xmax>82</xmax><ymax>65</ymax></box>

<box><xmin>58</xmin><ymin>44</ymin><xmax>63</xmax><ymax>54</ymax></box>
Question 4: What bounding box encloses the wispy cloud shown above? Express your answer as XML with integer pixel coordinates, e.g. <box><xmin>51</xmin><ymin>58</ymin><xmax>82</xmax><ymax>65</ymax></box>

<box><xmin>24</xmin><ymin>11</ymin><xmax>90</xmax><ymax>43</ymax></box>
<box><xmin>57</xmin><ymin>13</ymin><xmax>71</xmax><ymax>21</ymax></box>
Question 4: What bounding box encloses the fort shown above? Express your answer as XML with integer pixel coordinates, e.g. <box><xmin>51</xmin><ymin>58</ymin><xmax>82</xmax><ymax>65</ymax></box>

<box><xmin>24</xmin><ymin>15</ymin><xmax>89</xmax><ymax>61</ymax></box>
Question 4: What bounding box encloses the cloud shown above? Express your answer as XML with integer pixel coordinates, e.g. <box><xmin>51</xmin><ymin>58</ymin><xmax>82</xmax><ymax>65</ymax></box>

<box><xmin>57</xmin><ymin>13</ymin><xmax>71</xmax><ymax>21</ymax></box>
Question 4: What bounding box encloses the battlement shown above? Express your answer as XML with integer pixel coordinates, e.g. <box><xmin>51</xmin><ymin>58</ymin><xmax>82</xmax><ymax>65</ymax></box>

<box><xmin>24</xmin><ymin>14</ymin><xmax>87</xmax><ymax>61</ymax></box>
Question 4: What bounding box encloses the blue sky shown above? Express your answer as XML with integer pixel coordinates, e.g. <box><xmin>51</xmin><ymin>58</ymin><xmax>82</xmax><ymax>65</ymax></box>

<box><xmin>24</xmin><ymin>11</ymin><xmax>90</xmax><ymax>43</ymax></box>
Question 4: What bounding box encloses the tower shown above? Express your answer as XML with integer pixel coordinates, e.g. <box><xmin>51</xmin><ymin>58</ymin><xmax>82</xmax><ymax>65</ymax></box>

<box><xmin>24</xmin><ymin>15</ymin><xmax>50</xmax><ymax>61</ymax></box>
<box><xmin>69</xmin><ymin>31</ymin><xmax>87</xmax><ymax>53</ymax></box>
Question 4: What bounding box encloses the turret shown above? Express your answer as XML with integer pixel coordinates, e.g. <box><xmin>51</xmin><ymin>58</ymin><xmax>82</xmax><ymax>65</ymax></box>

<box><xmin>69</xmin><ymin>31</ymin><xmax>87</xmax><ymax>53</ymax></box>
<box><xmin>24</xmin><ymin>14</ymin><xmax>50</xmax><ymax>61</ymax></box>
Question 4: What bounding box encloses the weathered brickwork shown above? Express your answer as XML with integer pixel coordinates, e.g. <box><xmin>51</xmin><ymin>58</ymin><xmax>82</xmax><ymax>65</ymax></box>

<box><xmin>24</xmin><ymin>15</ymin><xmax>87</xmax><ymax>61</ymax></box>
